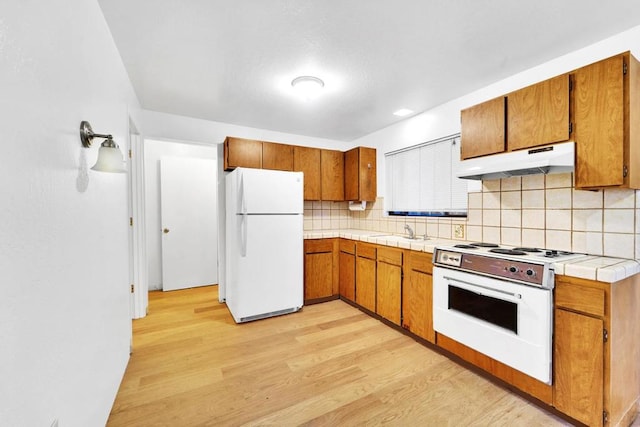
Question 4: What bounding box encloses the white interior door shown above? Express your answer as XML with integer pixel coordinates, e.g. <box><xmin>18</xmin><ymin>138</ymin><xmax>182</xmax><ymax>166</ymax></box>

<box><xmin>160</xmin><ymin>157</ymin><xmax>218</xmax><ymax>291</ymax></box>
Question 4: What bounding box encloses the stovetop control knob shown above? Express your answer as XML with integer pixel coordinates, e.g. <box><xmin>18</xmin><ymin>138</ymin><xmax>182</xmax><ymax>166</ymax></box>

<box><xmin>509</xmin><ymin>266</ymin><xmax>517</xmax><ymax>273</ymax></box>
<box><xmin>526</xmin><ymin>269</ymin><xmax>535</xmax><ymax>277</ymax></box>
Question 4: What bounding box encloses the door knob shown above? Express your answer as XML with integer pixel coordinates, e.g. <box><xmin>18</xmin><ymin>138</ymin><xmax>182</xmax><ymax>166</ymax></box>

<box><xmin>163</xmin><ymin>228</ymin><xmax>170</xmax><ymax>234</ymax></box>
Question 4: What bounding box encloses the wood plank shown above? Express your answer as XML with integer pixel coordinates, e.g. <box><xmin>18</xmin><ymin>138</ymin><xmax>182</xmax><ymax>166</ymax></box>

<box><xmin>107</xmin><ymin>286</ymin><xmax>571</xmax><ymax>426</ymax></box>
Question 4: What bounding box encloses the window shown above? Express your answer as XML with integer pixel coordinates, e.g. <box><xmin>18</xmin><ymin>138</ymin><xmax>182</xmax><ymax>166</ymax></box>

<box><xmin>385</xmin><ymin>134</ymin><xmax>468</xmax><ymax>216</ymax></box>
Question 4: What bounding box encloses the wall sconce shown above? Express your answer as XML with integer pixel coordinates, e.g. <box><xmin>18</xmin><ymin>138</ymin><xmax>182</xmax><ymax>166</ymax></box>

<box><xmin>80</xmin><ymin>121</ymin><xmax>126</xmax><ymax>173</ymax></box>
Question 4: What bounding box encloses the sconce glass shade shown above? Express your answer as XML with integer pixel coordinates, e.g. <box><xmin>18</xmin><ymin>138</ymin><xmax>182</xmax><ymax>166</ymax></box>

<box><xmin>91</xmin><ymin>139</ymin><xmax>126</xmax><ymax>173</ymax></box>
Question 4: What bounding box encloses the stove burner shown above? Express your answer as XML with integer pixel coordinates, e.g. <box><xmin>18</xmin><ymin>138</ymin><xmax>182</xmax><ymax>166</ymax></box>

<box><xmin>513</xmin><ymin>247</ymin><xmax>543</xmax><ymax>253</ymax></box>
<box><xmin>489</xmin><ymin>248</ymin><xmax>527</xmax><ymax>256</ymax></box>
<box><xmin>471</xmin><ymin>242</ymin><xmax>500</xmax><ymax>248</ymax></box>
<box><xmin>454</xmin><ymin>244</ymin><xmax>479</xmax><ymax>249</ymax></box>
<box><xmin>543</xmin><ymin>249</ymin><xmax>574</xmax><ymax>258</ymax></box>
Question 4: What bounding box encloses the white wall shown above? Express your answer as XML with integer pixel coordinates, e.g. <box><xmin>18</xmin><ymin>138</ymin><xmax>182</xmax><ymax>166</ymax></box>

<box><xmin>0</xmin><ymin>2</ymin><xmax>139</xmax><ymax>426</ymax></box>
<box><xmin>143</xmin><ymin>139</ymin><xmax>218</xmax><ymax>289</ymax></box>
<box><xmin>352</xmin><ymin>25</ymin><xmax>640</xmax><ymax>197</ymax></box>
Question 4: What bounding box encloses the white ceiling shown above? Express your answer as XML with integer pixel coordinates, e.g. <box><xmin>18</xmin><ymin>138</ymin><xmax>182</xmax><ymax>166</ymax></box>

<box><xmin>98</xmin><ymin>1</ymin><xmax>640</xmax><ymax>142</ymax></box>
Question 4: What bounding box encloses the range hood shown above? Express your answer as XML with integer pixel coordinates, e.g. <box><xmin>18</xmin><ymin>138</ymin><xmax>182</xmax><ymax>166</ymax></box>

<box><xmin>457</xmin><ymin>141</ymin><xmax>575</xmax><ymax>180</ymax></box>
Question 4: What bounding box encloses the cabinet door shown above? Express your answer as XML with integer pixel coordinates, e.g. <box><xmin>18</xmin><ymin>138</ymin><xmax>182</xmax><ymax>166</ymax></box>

<box><xmin>460</xmin><ymin>96</ymin><xmax>506</xmax><ymax>159</ymax></box>
<box><xmin>262</xmin><ymin>142</ymin><xmax>293</xmax><ymax>171</ymax></box>
<box><xmin>339</xmin><ymin>251</ymin><xmax>355</xmax><ymax>302</ymax></box>
<box><xmin>402</xmin><ymin>268</ymin><xmax>434</xmax><ymax>343</ymax></box>
<box><xmin>573</xmin><ymin>54</ymin><xmax>625</xmax><ymax>188</ymax></box>
<box><xmin>224</xmin><ymin>137</ymin><xmax>262</xmax><ymax>170</ymax></box>
<box><xmin>293</xmin><ymin>146</ymin><xmax>321</xmax><ymax>200</ymax></box>
<box><xmin>345</xmin><ymin>147</ymin><xmax>377</xmax><ymax>202</ymax></box>
<box><xmin>507</xmin><ymin>74</ymin><xmax>570</xmax><ymax>151</ymax></box>
<box><xmin>356</xmin><ymin>252</ymin><xmax>376</xmax><ymax>312</ymax></box>
<box><xmin>320</xmin><ymin>149</ymin><xmax>344</xmax><ymax>200</ymax></box>
<box><xmin>553</xmin><ymin>308</ymin><xmax>604</xmax><ymax>427</ymax></box>
<box><xmin>304</xmin><ymin>240</ymin><xmax>334</xmax><ymax>301</ymax></box>
<box><xmin>376</xmin><ymin>261</ymin><xmax>401</xmax><ymax>325</ymax></box>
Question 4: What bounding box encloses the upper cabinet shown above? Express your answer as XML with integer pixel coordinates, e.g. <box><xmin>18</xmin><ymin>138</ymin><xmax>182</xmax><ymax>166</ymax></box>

<box><xmin>262</xmin><ymin>142</ymin><xmax>293</xmax><ymax>171</ymax></box>
<box><xmin>320</xmin><ymin>149</ymin><xmax>345</xmax><ymax>201</ymax></box>
<box><xmin>459</xmin><ymin>51</ymin><xmax>640</xmax><ymax>190</ymax></box>
<box><xmin>573</xmin><ymin>52</ymin><xmax>639</xmax><ymax>189</ymax></box>
<box><xmin>224</xmin><ymin>137</ymin><xmax>374</xmax><ymax>201</ymax></box>
<box><xmin>224</xmin><ymin>137</ymin><xmax>262</xmax><ymax>170</ymax></box>
<box><xmin>460</xmin><ymin>96</ymin><xmax>505</xmax><ymax>160</ymax></box>
<box><xmin>293</xmin><ymin>146</ymin><xmax>321</xmax><ymax>200</ymax></box>
<box><xmin>345</xmin><ymin>146</ymin><xmax>377</xmax><ymax>201</ymax></box>
<box><xmin>507</xmin><ymin>74</ymin><xmax>570</xmax><ymax>151</ymax></box>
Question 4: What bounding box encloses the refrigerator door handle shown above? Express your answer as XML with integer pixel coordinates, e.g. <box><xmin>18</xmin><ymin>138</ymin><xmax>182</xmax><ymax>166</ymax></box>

<box><xmin>240</xmin><ymin>214</ymin><xmax>247</xmax><ymax>257</ymax></box>
<box><xmin>239</xmin><ymin>173</ymin><xmax>247</xmax><ymax>216</ymax></box>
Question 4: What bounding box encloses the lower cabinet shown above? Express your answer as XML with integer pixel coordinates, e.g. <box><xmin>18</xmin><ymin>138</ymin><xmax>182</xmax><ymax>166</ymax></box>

<box><xmin>553</xmin><ymin>274</ymin><xmax>640</xmax><ymax>427</ymax></box>
<box><xmin>338</xmin><ymin>239</ymin><xmax>356</xmax><ymax>302</ymax></box>
<box><xmin>303</xmin><ymin>239</ymin><xmax>338</xmax><ymax>303</ymax></box>
<box><xmin>402</xmin><ymin>251</ymin><xmax>435</xmax><ymax>343</ymax></box>
<box><xmin>376</xmin><ymin>247</ymin><xmax>403</xmax><ymax>325</ymax></box>
<box><xmin>355</xmin><ymin>242</ymin><xmax>377</xmax><ymax>312</ymax></box>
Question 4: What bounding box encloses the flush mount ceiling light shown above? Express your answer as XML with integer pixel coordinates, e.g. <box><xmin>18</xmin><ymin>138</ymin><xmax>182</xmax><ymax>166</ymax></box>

<box><xmin>393</xmin><ymin>108</ymin><xmax>414</xmax><ymax>117</ymax></box>
<box><xmin>80</xmin><ymin>121</ymin><xmax>126</xmax><ymax>173</ymax></box>
<box><xmin>291</xmin><ymin>75</ymin><xmax>324</xmax><ymax>100</ymax></box>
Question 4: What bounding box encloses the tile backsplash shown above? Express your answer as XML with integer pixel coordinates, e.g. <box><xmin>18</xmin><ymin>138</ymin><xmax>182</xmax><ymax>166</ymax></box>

<box><xmin>304</xmin><ymin>172</ymin><xmax>640</xmax><ymax>260</ymax></box>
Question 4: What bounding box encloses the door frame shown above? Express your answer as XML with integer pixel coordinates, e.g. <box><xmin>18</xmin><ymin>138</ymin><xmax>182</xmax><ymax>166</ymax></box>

<box><xmin>128</xmin><ymin>118</ymin><xmax>148</xmax><ymax>319</ymax></box>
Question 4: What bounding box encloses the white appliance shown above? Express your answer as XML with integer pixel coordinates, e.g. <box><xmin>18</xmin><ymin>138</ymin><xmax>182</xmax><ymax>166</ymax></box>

<box><xmin>223</xmin><ymin>167</ymin><xmax>304</xmax><ymax>323</ymax></box>
<box><xmin>457</xmin><ymin>141</ymin><xmax>575</xmax><ymax>180</ymax></box>
<box><xmin>432</xmin><ymin>243</ymin><xmax>586</xmax><ymax>384</ymax></box>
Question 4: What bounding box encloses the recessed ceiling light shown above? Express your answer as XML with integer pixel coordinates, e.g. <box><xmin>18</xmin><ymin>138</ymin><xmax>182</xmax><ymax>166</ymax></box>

<box><xmin>393</xmin><ymin>108</ymin><xmax>414</xmax><ymax>117</ymax></box>
<box><xmin>291</xmin><ymin>76</ymin><xmax>324</xmax><ymax>100</ymax></box>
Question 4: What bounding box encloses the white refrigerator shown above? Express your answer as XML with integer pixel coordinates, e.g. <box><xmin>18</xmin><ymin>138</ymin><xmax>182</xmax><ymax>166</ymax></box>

<box><xmin>223</xmin><ymin>167</ymin><xmax>304</xmax><ymax>323</ymax></box>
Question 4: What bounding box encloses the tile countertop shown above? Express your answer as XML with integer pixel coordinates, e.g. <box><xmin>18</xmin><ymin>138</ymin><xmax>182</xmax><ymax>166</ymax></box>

<box><xmin>304</xmin><ymin>229</ymin><xmax>640</xmax><ymax>284</ymax></box>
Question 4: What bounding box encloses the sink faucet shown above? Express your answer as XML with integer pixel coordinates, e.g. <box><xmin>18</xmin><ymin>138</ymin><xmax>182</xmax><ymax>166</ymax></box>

<box><xmin>404</xmin><ymin>224</ymin><xmax>415</xmax><ymax>239</ymax></box>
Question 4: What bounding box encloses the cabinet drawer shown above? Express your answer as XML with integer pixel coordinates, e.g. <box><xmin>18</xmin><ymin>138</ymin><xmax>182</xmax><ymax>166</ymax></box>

<box><xmin>555</xmin><ymin>281</ymin><xmax>605</xmax><ymax>317</ymax></box>
<box><xmin>409</xmin><ymin>252</ymin><xmax>433</xmax><ymax>274</ymax></box>
<box><xmin>304</xmin><ymin>239</ymin><xmax>334</xmax><ymax>254</ymax></box>
<box><xmin>339</xmin><ymin>239</ymin><xmax>356</xmax><ymax>254</ymax></box>
<box><xmin>356</xmin><ymin>242</ymin><xmax>376</xmax><ymax>260</ymax></box>
<box><xmin>377</xmin><ymin>247</ymin><xmax>402</xmax><ymax>266</ymax></box>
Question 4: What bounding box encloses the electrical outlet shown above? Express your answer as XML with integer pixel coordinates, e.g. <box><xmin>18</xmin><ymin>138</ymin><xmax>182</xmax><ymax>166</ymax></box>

<box><xmin>453</xmin><ymin>224</ymin><xmax>465</xmax><ymax>239</ymax></box>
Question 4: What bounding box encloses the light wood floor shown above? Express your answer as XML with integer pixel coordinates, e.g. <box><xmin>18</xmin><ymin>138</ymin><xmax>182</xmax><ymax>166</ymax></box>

<box><xmin>108</xmin><ymin>286</ymin><xmax>572</xmax><ymax>426</ymax></box>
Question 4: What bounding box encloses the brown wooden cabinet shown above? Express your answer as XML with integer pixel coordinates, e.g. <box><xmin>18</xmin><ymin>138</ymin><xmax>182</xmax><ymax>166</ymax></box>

<box><xmin>402</xmin><ymin>251</ymin><xmax>435</xmax><ymax>343</ymax></box>
<box><xmin>344</xmin><ymin>147</ymin><xmax>376</xmax><ymax>202</ymax></box>
<box><xmin>338</xmin><ymin>239</ymin><xmax>356</xmax><ymax>302</ymax></box>
<box><xmin>507</xmin><ymin>74</ymin><xmax>570</xmax><ymax>152</ymax></box>
<box><xmin>262</xmin><ymin>141</ymin><xmax>293</xmax><ymax>171</ymax></box>
<box><xmin>376</xmin><ymin>247</ymin><xmax>403</xmax><ymax>325</ymax></box>
<box><xmin>320</xmin><ymin>149</ymin><xmax>345</xmax><ymax>201</ymax></box>
<box><xmin>293</xmin><ymin>146</ymin><xmax>321</xmax><ymax>200</ymax></box>
<box><xmin>355</xmin><ymin>242</ymin><xmax>376</xmax><ymax>312</ymax></box>
<box><xmin>553</xmin><ymin>274</ymin><xmax>640</xmax><ymax>427</ymax></box>
<box><xmin>303</xmin><ymin>239</ymin><xmax>338</xmax><ymax>304</ymax></box>
<box><xmin>572</xmin><ymin>52</ymin><xmax>640</xmax><ymax>189</ymax></box>
<box><xmin>224</xmin><ymin>137</ymin><xmax>262</xmax><ymax>170</ymax></box>
<box><xmin>460</xmin><ymin>96</ymin><xmax>506</xmax><ymax>159</ymax></box>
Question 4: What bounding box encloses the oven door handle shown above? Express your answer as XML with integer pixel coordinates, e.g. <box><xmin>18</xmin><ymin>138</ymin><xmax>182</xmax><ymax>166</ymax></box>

<box><xmin>442</xmin><ymin>275</ymin><xmax>522</xmax><ymax>301</ymax></box>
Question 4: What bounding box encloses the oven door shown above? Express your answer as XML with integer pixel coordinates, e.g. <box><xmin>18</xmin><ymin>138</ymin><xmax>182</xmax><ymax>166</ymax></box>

<box><xmin>433</xmin><ymin>266</ymin><xmax>553</xmax><ymax>384</ymax></box>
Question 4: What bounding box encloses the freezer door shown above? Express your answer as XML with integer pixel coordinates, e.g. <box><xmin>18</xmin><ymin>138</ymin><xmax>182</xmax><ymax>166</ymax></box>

<box><xmin>225</xmin><ymin>213</ymin><xmax>303</xmax><ymax>322</ymax></box>
<box><xmin>238</xmin><ymin>168</ymin><xmax>303</xmax><ymax>214</ymax></box>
